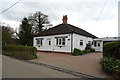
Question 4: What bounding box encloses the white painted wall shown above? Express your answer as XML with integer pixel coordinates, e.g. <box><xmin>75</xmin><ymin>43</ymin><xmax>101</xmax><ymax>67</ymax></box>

<box><xmin>72</xmin><ymin>33</ymin><xmax>93</xmax><ymax>51</ymax></box>
<box><xmin>34</xmin><ymin>33</ymin><xmax>119</xmax><ymax>53</ymax></box>
<box><xmin>92</xmin><ymin>40</ymin><xmax>103</xmax><ymax>52</ymax></box>
<box><xmin>33</xmin><ymin>34</ymin><xmax>72</xmax><ymax>53</ymax></box>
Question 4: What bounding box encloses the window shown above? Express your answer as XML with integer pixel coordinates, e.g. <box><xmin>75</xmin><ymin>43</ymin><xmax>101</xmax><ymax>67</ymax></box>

<box><xmin>62</xmin><ymin>38</ymin><xmax>65</xmax><ymax>45</ymax></box>
<box><xmin>94</xmin><ymin>41</ymin><xmax>97</xmax><ymax>47</ymax></box>
<box><xmin>49</xmin><ymin>40</ymin><xmax>51</xmax><ymax>45</ymax></box>
<box><xmin>92</xmin><ymin>42</ymin><xmax>94</xmax><ymax>45</ymax></box>
<box><xmin>98</xmin><ymin>43</ymin><xmax>100</xmax><ymax>47</ymax></box>
<box><xmin>80</xmin><ymin>40</ymin><xmax>83</xmax><ymax>46</ymax></box>
<box><xmin>56</xmin><ymin>38</ymin><xmax>58</xmax><ymax>45</ymax></box>
<box><xmin>59</xmin><ymin>38</ymin><xmax>62</xmax><ymax>45</ymax></box>
<box><xmin>56</xmin><ymin>37</ymin><xmax>66</xmax><ymax>45</ymax></box>
<box><xmin>36</xmin><ymin>38</ymin><xmax>43</xmax><ymax>46</ymax></box>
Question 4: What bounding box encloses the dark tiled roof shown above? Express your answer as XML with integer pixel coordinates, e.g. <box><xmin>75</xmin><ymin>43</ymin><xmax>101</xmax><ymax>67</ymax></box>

<box><xmin>35</xmin><ymin>23</ymin><xmax>97</xmax><ymax>38</ymax></box>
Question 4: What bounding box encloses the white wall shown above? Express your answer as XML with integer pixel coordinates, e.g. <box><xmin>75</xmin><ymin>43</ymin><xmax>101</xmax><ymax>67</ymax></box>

<box><xmin>73</xmin><ymin>33</ymin><xmax>93</xmax><ymax>51</ymax></box>
<box><xmin>92</xmin><ymin>40</ymin><xmax>103</xmax><ymax>52</ymax></box>
<box><xmin>33</xmin><ymin>34</ymin><xmax>72</xmax><ymax>53</ymax></box>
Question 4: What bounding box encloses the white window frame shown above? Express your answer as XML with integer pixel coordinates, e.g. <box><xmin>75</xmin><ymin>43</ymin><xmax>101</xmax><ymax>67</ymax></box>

<box><xmin>94</xmin><ymin>41</ymin><xmax>97</xmax><ymax>47</ymax></box>
<box><xmin>36</xmin><ymin>38</ymin><xmax>44</xmax><ymax>47</ymax></box>
<box><xmin>56</xmin><ymin>37</ymin><xmax>66</xmax><ymax>46</ymax></box>
<box><xmin>80</xmin><ymin>40</ymin><xmax>83</xmax><ymax>46</ymax></box>
<box><xmin>98</xmin><ymin>42</ymin><xmax>100</xmax><ymax>47</ymax></box>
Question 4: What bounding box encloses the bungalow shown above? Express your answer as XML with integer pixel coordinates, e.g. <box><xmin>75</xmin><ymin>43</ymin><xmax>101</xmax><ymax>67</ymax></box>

<box><xmin>33</xmin><ymin>15</ymin><xmax>97</xmax><ymax>53</ymax></box>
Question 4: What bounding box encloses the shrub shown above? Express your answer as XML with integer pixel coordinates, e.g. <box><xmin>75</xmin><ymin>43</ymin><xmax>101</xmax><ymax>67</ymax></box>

<box><xmin>90</xmin><ymin>48</ymin><xmax>95</xmax><ymax>52</ymax></box>
<box><xmin>100</xmin><ymin>57</ymin><xmax>120</xmax><ymax>76</ymax></box>
<box><xmin>72</xmin><ymin>47</ymin><xmax>95</xmax><ymax>56</ymax></box>
<box><xmin>83</xmin><ymin>50</ymin><xmax>90</xmax><ymax>54</ymax></box>
<box><xmin>103</xmin><ymin>41</ymin><xmax>120</xmax><ymax>59</ymax></box>
<box><xmin>72</xmin><ymin>48</ymin><xmax>83</xmax><ymax>56</ymax></box>
<box><xmin>3</xmin><ymin>44</ymin><xmax>37</xmax><ymax>60</ymax></box>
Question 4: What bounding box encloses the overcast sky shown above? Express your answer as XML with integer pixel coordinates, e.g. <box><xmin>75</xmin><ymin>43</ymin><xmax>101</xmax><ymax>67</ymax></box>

<box><xmin>0</xmin><ymin>0</ymin><xmax>119</xmax><ymax>38</ymax></box>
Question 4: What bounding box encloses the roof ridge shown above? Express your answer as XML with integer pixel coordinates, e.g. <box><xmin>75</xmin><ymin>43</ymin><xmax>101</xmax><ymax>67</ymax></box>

<box><xmin>65</xmin><ymin>24</ymin><xmax>74</xmax><ymax>32</ymax></box>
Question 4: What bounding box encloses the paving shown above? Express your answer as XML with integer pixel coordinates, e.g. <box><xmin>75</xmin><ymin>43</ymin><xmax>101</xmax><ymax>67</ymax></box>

<box><xmin>31</xmin><ymin>52</ymin><xmax>112</xmax><ymax>78</ymax></box>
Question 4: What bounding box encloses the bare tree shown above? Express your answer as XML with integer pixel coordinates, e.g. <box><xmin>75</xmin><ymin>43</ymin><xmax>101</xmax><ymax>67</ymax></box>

<box><xmin>28</xmin><ymin>11</ymin><xmax>50</xmax><ymax>34</ymax></box>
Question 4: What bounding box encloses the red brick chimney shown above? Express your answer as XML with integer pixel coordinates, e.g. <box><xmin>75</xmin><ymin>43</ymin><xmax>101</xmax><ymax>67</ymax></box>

<box><xmin>62</xmin><ymin>15</ymin><xmax>67</xmax><ymax>24</ymax></box>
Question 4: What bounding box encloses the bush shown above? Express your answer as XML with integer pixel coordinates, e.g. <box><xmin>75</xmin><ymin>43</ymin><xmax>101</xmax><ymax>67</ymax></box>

<box><xmin>103</xmin><ymin>41</ymin><xmax>120</xmax><ymax>59</ymax></box>
<box><xmin>3</xmin><ymin>44</ymin><xmax>37</xmax><ymax>60</ymax></box>
<box><xmin>90</xmin><ymin>48</ymin><xmax>95</xmax><ymax>52</ymax></box>
<box><xmin>72</xmin><ymin>47</ymin><xmax>95</xmax><ymax>56</ymax></box>
<box><xmin>72</xmin><ymin>48</ymin><xmax>83</xmax><ymax>56</ymax></box>
<box><xmin>100</xmin><ymin>57</ymin><xmax>120</xmax><ymax>76</ymax></box>
<box><xmin>83</xmin><ymin>50</ymin><xmax>90</xmax><ymax>54</ymax></box>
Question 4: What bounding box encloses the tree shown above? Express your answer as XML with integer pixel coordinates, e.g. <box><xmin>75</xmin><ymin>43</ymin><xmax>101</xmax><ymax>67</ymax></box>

<box><xmin>85</xmin><ymin>43</ymin><xmax>92</xmax><ymax>50</ymax></box>
<box><xmin>18</xmin><ymin>17</ymin><xmax>32</xmax><ymax>46</ymax></box>
<box><xmin>28</xmin><ymin>11</ymin><xmax>50</xmax><ymax>33</ymax></box>
<box><xmin>2</xmin><ymin>26</ymin><xmax>15</xmax><ymax>45</ymax></box>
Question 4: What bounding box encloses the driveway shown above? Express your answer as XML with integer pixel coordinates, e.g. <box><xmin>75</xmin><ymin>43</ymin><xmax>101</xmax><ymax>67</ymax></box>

<box><xmin>31</xmin><ymin>52</ymin><xmax>112</xmax><ymax>78</ymax></box>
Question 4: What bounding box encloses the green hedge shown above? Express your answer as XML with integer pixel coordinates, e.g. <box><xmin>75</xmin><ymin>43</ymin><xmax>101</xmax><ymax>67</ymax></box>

<box><xmin>72</xmin><ymin>48</ymin><xmax>83</xmax><ymax>56</ymax></box>
<box><xmin>72</xmin><ymin>48</ymin><xmax>95</xmax><ymax>56</ymax></box>
<box><xmin>3</xmin><ymin>44</ymin><xmax>37</xmax><ymax>60</ymax></box>
<box><xmin>83</xmin><ymin>50</ymin><xmax>90</xmax><ymax>54</ymax></box>
<box><xmin>103</xmin><ymin>41</ymin><xmax>120</xmax><ymax>59</ymax></box>
<box><xmin>100</xmin><ymin>57</ymin><xmax>120</xmax><ymax>76</ymax></box>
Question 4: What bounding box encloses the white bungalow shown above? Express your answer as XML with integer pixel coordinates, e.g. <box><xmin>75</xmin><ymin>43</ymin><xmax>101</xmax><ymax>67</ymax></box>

<box><xmin>33</xmin><ymin>15</ymin><xmax>97</xmax><ymax>53</ymax></box>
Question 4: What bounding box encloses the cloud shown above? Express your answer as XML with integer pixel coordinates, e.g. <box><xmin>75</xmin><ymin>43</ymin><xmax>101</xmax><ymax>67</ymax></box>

<box><xmin>0</xmin><ymin>0</ymin><xmax>119</xmax><ymax>37</ymax></box>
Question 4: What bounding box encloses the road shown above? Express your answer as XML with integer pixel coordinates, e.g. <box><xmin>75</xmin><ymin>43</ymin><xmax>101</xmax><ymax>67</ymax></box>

<box><xmin>2</xmin><ymin>55</ymin><xmax>78</xmax><ymax>78</ymax></box>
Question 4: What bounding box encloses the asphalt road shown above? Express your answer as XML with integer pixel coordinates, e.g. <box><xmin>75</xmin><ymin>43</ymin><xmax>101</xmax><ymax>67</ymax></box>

<box><xmin>2</xmin><ymin>55</ymin><xmax>78</xmax><ymax>78</ymax></box>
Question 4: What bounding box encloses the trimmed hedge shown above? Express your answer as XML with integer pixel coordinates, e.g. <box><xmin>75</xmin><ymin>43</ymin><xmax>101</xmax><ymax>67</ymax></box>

<box><xmin>3</xmin><ymin>44</ymin><xmax>37</xmax><ymax>60</ymax></box>
<box><xmin>100</xmin><ymin>57</ymin><xmax>120</xmax><ymax>77</ymax></box>
<box><xmin>103</xmin><ymin>41</ymin><xmax>120</xmax><ymax>59</ymax></box>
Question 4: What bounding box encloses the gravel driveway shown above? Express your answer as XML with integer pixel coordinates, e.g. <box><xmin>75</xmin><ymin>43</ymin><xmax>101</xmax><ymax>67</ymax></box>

<box><xmin>32</xmin><ymin>52</ymin><xmax>112</xmax><ymax>78</ymax></box>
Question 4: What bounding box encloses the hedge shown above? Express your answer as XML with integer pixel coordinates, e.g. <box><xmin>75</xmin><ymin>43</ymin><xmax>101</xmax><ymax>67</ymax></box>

<box><xmin>72</xmin><ymin>48</ymin><xmax>95</xmax><ymax>56</ymax></box>
<box><xmin>3</xmin><ymin>44</ymin><xmax>37</xmax><ymax>60</ymax></box>
<box><xmin>100</xmin><ymin>57</ymin><xmax>120</xmax><ymax>78</ymax></box>
<box><xmin>103</xmin><ymin>41</ymin><xmax>120</xmax><ymax>59</ymax></box>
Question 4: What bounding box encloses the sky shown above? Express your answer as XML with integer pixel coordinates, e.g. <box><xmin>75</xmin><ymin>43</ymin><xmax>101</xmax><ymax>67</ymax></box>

<box><xmin>0</xmin><ymin>0</ymin><xmax>119</xmax><ymax>38</ymax></box>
